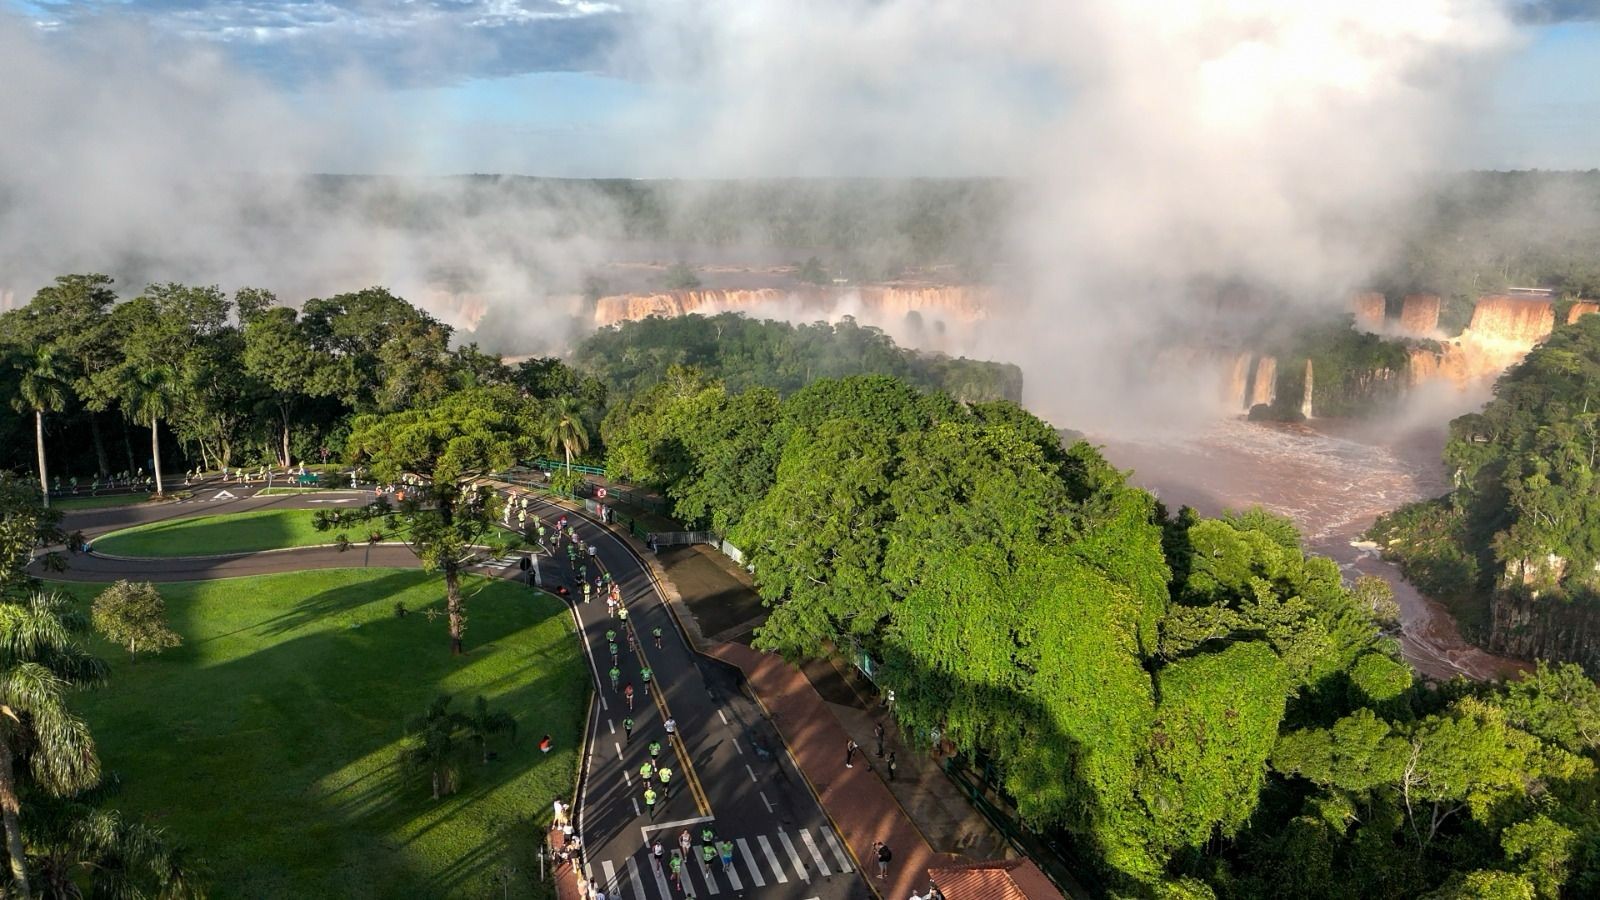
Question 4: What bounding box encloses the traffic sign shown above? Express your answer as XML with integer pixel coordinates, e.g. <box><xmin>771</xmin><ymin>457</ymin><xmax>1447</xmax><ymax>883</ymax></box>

<box><xmin>596</xmin><ymin>487</ymin><xmax>608</xmax><ymax>499</ymax></box>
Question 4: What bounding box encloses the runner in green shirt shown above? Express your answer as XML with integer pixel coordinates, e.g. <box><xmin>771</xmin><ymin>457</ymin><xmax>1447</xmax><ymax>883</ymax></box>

<box><xmin>640</xmin><ymin>666</ymin><xmax>653</xmax><ymax>696</ymax></box>
<box><xmin>608</xmin><ymin>665</ymin><xmax>620</xmax><ymax>689</ymax></box>
<box><xmin>648</xmin><ymin>740</ymin><xmax>662</xmax><ymax>760</ymax></box>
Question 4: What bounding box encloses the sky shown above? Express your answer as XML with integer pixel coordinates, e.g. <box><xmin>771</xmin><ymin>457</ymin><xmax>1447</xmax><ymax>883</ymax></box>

<box><xmin>5</xmin><ymin>0</ymin><xmax>1598</xmax><ymax>176</ymax></box>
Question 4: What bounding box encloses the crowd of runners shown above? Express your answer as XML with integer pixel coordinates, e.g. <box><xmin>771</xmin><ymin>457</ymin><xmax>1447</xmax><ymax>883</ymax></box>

<box><xmin>518</xmin><ymin>493</ymin><xmax>726</xmax><ymax>900</ymax></box>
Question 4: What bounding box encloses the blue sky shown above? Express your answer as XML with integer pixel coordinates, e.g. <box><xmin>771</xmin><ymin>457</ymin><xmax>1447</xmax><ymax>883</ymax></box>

<box><xmin>6</xmin><ymin>0</ymin><xmax>1600</xmax><ymax>175</ymax></box>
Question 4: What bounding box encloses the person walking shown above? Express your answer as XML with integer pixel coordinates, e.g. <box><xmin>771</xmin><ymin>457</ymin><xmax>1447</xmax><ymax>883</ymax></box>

<box><xmin>887</xmin><ymin>751</ymin><xmax>898</xmax><ymax>782</ymax></box>
<box><xmin>644</xmin><ymin>786</ymin><xmax>659</xmax><ymax>819</ymax></box>
<box><xmin>846</xmin><ymin>738</ymin><xmax>860</xmax><ymax>768</ymax></box>
<box><xmin>874</xmin><ymin>721</ymin><xmax>886</xmax><ymax>758</ymax></box>
<box><xmin>623</xmin><ymin>717</ymin><xmax>635</xmax><ymax>744</ymax></box>
<box><xmin>658</xmin><ymin>765</ymin><xmax>673</xmax><ymax>799</ymax></box>
<box><xmin>874</xmin><ymin>841</ymin><xmax>892</xmax><ymax>880</ymax></box>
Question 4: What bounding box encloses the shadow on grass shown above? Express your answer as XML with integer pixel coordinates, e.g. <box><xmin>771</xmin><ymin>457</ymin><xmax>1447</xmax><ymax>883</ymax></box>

<box><xmin>82</xmin><ymin>575</ymin><xmax>586</xmax><ymax>899</ymax></box>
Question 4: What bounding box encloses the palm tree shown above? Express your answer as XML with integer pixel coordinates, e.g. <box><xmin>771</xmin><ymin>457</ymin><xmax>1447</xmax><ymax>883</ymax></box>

<box><xmin>0</xmin><ymin>591</ymin><xmax>110</xmax><ymax>899</ymax></box>
<box><xmin>125</xmin><ymin>365</ymin><xmax>175</xmax><ymax>497</ymax></box>
<box><xmin>11</xmin><ymin>348</ymin><xmax>70</xmax><ymax>509</ymax></box>
<box><xmin>465</xmin><ymin>695</ymin><xmax>517</xmax><ymax>764</ymax></box>
<box><xmin>543</xmin><ymin>396</ymin><xmax>590</xmax><ymax>474</ymax></box>
<box><xmin>27</xmin><ymin>796</ymin><xmax>205</xmax><ymax>899</ymax></box>
<box><xmin>399</xmin><ymin>696</ymin><xmax>469</xmax><ymax>801</ymax></box>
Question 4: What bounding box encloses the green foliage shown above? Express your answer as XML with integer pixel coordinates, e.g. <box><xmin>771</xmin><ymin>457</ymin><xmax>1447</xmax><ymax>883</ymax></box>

<box><xmin>574</xmin><ymin>313</ymin><xmax>1022</xmax><ymax>403</ymax></box>
<box><xmin>0</xmin><ymin>471</ymin><xmax>67</xmax><ymax>599</ymax></box>
<box><xmin>90</xmin><ymin>580</ymin><xmax>182</xmax><ymax>660</ymax></box>
<box><xmin>794</xmin><ymin>256</ymin><xmax>830</xmax><ymax>285</ymax></box>
<box><xmin>660</xmin><ymin>262</ymin><xmax>701</xmax><ymax>291</ymax></box>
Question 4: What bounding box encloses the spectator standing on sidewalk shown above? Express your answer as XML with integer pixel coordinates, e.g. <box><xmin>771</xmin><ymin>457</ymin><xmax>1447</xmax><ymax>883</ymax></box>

<box><xmin>874</xmin><ymin>841</ymin><xmax>892</xmax><ymax>880</ymax></box>
<box><xmin>874</xmin><ymin>721</ymin><xmax>886</xmax><ymax>757</ymax></box>
<box><xmin>887</xmin><ymin>751</ymin><xmax>898</xmax><ymax>782</ymax></box>
<box><xmin>846</xmin><ymin>738</ymin><xmax>861</xmax><ymax>768</ymax></box>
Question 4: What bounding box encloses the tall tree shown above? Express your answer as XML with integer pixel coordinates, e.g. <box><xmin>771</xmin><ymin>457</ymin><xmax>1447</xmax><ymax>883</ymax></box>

<box><xmin>243</xmin><ymin>305</ymin><xmax>321</xmax><ymax>467</ymax></box>
<box><xmin>10</xmin><ymin>348</ymin><xmax>69</xmax><ymax>507</ymax></box>
<box><xmin>0</xmin><ymin>591</ymin><xmax>109</xmax><ymax>898</ymax></box>
<box><xmin>336</xmin><ymin>386</ymin><xmax>535</xmax><ymax>654</ymax></box>
<box><xmin>12</xmin><ymin>275</ymin><xmax>121</xmax><ymax>477</ymax></box>
<box><xmin>122</xmin><ymin>364</ymin><xmax>176</xmax><ymax>496</ymax></box>
<box><xmin>543</xmin><ymin>395</ymin><xmax>590</xmax><ymax>473</ymax></box>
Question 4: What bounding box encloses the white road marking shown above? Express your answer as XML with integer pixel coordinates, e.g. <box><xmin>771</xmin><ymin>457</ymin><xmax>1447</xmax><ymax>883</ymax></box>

<box><xmin>821</xmin><ymin>827</ymin><xmax>855</xmax><ymax>872</ymax></box>
<box><xmin>601</xmin><ymin>860</ymin><xmax>619</xmax><ymax>894</ymax></box>
<box><xmin>745</xmin><ymin>764</ymin><xmax>758</xmax><ymax>783</ymax></box>
<box><xmin>733</xmin><ymin>741</ymin><xmax>743</xmax><ymax>756</ymax></box>
<box><xmin>623</xmin><ymin>769</ymin><xmax>632</xmax><ymax>787</ymax></box>
<box><xmin>759</xmin><ymin>791</ymin><xmax>774</xmax><ymax>813</ymax></box>
<box><xmin>649</xmin><ymin>852</ymin><xmax>674</xmax><ymax>899</ymax></box>
<box><xmin>777</xmin><ymin>831</ymin><xmax>810</xmax><ymax>882</ymax></box>
<box><xmin>211</xmin><ymin>489</ymin><xmax>236</xmax><ymax>500</ymax></box>
<box><xmin>717</xmin><ymin>709</ymin><xmax>729</xmax><ymax>725</ymax></box>
<box><xmin>608</xmin><ymin>719</ymin><xmax>615</xmax><ymax>734</ymax></box>
<box><xmin>626</xmin><ymin>856</ymin><xmax>648</xmax><ymax>900</ymax></box>
<box><xmin>800</xmin><ymin>829</ymin><xmax>832</xmax><ymax>876</ymax></box>
<box><xmin>736</xmin><ymin>839</ymin><xmax>765</xmax><ymax>887</ymax></box>
<box><xmin>723</xmin><ymin>854</ymin><xmax>744</xmax><ymax>891</ymax></box>
<box><xmin>632</xmin><ymin>798</ymin><xmax>641</xmax><ymax>817</ymax></box>
<box><xmin>756</xmin><ymin>835</ymin><xmax>788</xmax><ymax>884</ymax></box>
<box><xmin>615</xmin><ymin>742</ymin><xmax>624</xmax><ymax>759</ymax></box>
<box><xmin>698</xmin><ymin>857</ymin><xmax>722</xmax><ymax>895</ymax></box>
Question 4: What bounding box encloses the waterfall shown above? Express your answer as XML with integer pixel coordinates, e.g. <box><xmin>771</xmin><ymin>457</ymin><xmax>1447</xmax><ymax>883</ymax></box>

<box><xmin>1249</xmin><ymin>356</ymin><xmax>1277</xmax><ymax>408</ymax></box>
<box><xmin>1301</xmin><ymin>359</ymin><xmax>1314</xmax><ymax>419</ymax></box>
<box><xmin>1224</xmin><ymin>352</ymin><xmax>1252</xmax><ymax>410</ymax></box>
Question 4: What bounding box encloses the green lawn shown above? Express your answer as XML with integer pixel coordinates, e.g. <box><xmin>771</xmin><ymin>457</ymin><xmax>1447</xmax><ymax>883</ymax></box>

<box><xmin>93</xmin><ymin>508</ymin><xmax>336</xmax><ymax>556</ymax></box>
<box><xmin>52</xmin><ymin>492</ymin><xmax>156</xmax><ymax>511</ymax></box>
<box><xmin>56</xmin><ymin>569</ymin><xmax>584</xmax><ymax>899</ymax></box>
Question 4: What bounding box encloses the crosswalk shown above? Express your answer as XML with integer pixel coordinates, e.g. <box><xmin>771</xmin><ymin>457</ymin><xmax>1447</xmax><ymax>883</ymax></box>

<box><xmin>590</xmin><ymin>827</ymin><xmax>854</xmax><ymax>900</ymax></box>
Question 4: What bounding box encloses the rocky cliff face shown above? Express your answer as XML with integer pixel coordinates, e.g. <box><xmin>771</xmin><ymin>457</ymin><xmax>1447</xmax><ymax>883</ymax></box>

<box><xmin>1490</xmin><ymin>589</ymin><xmax>1600</xmax><ymax>672</ymax></box>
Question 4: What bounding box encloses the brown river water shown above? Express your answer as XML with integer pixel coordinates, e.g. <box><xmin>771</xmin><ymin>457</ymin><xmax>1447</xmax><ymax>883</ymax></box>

<box><xmin>1095</xmin><ymin>417</ymin><xmax>1528</xmax><ymax>681</ymax></box>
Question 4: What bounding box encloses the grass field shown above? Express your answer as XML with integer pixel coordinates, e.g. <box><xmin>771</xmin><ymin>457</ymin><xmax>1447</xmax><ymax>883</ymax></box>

<box><xmin>56</xmin><ymin>569</ymin><xmax>584</xmax><ymax>899</ymax></box>
<box><xmin>51</xmin><ymin>492</ymin><xmax>156</xmax><ymax>511</ymax></box>
<box><xmin>92</xmin><ymin>508</ymin><xmax>337</xmax><ymax>556</ymax></box>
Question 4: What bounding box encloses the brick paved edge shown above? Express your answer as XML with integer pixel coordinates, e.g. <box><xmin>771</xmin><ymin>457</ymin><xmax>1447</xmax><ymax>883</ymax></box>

<box><xmin>705</xmin><ymin>641</ymin><xmax>948</xmax><ymax>900</ymax></box>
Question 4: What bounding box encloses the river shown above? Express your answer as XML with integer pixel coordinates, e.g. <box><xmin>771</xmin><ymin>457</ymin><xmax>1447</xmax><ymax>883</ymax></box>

<box><xmin>1095</xmin><ymin>417</ymin><xmax>1527</xmax><ymax>681</ymax></box>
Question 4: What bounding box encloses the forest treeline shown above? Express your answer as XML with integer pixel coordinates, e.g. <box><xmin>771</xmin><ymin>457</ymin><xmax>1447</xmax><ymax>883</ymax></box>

<box><xmin>0</xmin><ymin>275</ymin><xmax>1006</xmax><ymax>482</ymax></box>
<box><xmin>604</xmin><ymin>370</ymin><xmax>1600</xmax><ymax>898</ymax></box>
<box><xmin>1372</xmin><ymin>313</ymin><xmax>1600</xmax><ymax>670</ymax></box>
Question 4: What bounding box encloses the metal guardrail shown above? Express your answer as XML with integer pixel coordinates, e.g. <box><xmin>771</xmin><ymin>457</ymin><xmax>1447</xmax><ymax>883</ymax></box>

<box><xmin>530</xmin><ymin>458</ymin><xmax>607</xmax><ymax>476</ymax></box>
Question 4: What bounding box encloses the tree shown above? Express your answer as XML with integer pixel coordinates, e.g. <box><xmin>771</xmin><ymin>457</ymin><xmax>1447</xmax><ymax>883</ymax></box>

<box><xmin>399</xmin><ymin>695</ymin><xmax>469</xmax><ymax>801</ymax></box>
<box><xmin>337</xmin><ymin>386</ymin><xmax>536</xmax><ymax>654</ymax></box>
<box><xmin>794</xmin><ymin>256</ymin><xmax>829</xmax><ymax>285</ymax></box>
<box><xmin>0</xmin><ymin>473</ymin><xmax>68</xmax><ymax>601</ymax></box>
<box><xmin>0</xmin><ymin>591</ymin><xmax>109</xmax><ymax>898</ymax></box>
<box><xmin>243</xmin><ymin>305</ymin><xmax>321</xmax><ymax>468</ymax></box>
<box><xmin>465</xmin><ymin>695</ymin><xmax>517</xmax><ymax>764</ymax></box>
<box><xmin>11</xmin><ymin>348</ymin><xmax>69</xmax><ymax>507</ymax></box>
<box><xmin>11</xmin><ymin>275</ymin><xmax>121</xmax><ymax>477</ymax></box>
<box><xmin>26</xmin><ymin>797</ymin><xmax>204</xmax><ymax>899</ymax></box>
<box><xmin>660</xmin><ymin>262</ymin><xmax>701</xmax><ymax>291</ymax></box>
<box><xmin>543</xmin><ymin>396</ymin><xmax>590</xmax><ymax>474</ymax></box>
<box><xmin>122</xmin><ymin>364</ymin><xmax>176</xmax><ymax>496</ymax></box>
<box><xmin>90</xmin><ymin>581</ymin><xmax>182</xmax><ymax>661</ymax></box>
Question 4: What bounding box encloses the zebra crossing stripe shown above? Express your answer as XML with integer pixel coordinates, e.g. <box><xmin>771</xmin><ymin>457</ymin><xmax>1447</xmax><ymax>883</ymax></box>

<box><xmin>722</xmin><ymin>856</ymin><xmax>744</xmax><ymax>891</ymax></box>
<box><xmin>695</xmin><ymin>857</ymin><xmax>721</xmax><ymax>895</ymax></box>
<box><xmin>800</xmin><ymin>829</ymin><xmax>832</xmax><ymax>876</ymax></box>
<box><xmin>626</xmin><ymin>857</ymin><xmax>647</xmax><ymax>900</ymax></box>
<box><xmin>821</xmin><ymin>826</ymin><xmax>855</xmax><ymax>872</ymax></box>
<box><xmin>777</xmin><ymin>831</ymin><xmax>810</xmax><ymax>882</ymax></box>
<box><xmin>648</xmin><ymin>854</ymin><xmax>673</xmax><ymax>899</ymax></box>
<box><xmin>601</xmin><ymin>860</ymin><xmax>620</xmax><ymax>895</ymax></box>
<box><xmin>735</xmin><ymin>839</ymin><xmax>765</xmax><ymax>887</ymax></box>
<box><xmin>756</xmin><ymin>835</ymin><xmax>788</xmax><ymax>884</ymax></box>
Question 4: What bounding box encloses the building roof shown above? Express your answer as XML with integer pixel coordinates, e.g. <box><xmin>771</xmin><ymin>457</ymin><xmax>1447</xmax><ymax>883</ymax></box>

<box><xmin>926</xmin><ymin>858</ymin><xmax>1063</xmax><ymax>900</ymax></box>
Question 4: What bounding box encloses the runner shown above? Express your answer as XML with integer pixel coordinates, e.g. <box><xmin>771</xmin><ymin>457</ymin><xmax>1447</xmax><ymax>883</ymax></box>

<box><xmin>678</xmin><ymin>829</ymin><xmax>692</xmax><ymax>860</ymax></box>
<box><xmin>605</xmin><ymin>628</ymin><xmax>617</xmax><ymax>645</ymax></box>
<box><xmin>664</xmin><ymin>717</ymin><xmax>677</xmax><ymax>739</ymax></box>
<box><xmin>657</xmin><ymin>765</ymin><xmax>673</xmax><ymax>799</ymax></box>
<box><xmin>623</xmin><ymin>683</ymin><xmax>635</xmax><ymax>710</ymax></box>
<box><xmin>644</xmin><ymin>786</ymin><xmax>658</xmax><ymax>819</ymax></box>
<box><xmin>648</xmin><ymin>739</ymin><xmax>662</xmax><ymax>761</ymax></box>
<box><xmin>652</xmin><ymin>839</ymin><xmax>665</xmax><ymax>871</ymax></box>
<box><xmin>606</xmin><ymin>595</ymin><xmax>618</xmax><ymax>619</ymax></box>
<box><xmin>640</xmin><ymin>665</ymin><xmax>653</xmax><ymax>697</ymax></box>
<box><xmin>653</xmin><ymin>626</ymin><xmax>664</xmax><ymax>649</ymax></box>
<box><xmin>669</xmin><ymin>852</ymin><xmax>683</xmax><ymax>891</ymax></box>
<box><xmin>582</xmin><ymin>582</ymin><xmax>592</xmax><ymax>605</ymax></box>
<box><xmin>609</xmin><ymin>641</ymin><xmax>619</xmax><ymax>664</ymax></box>
<box><xmin>700</xmin><ymin>841</ymin><xmax>715</xmax><ymax>875</ymax></box>
<box><xmin>617</xmin><ymin>606</ymin><xmax>630</xmax><ymax>625</ymax></box>
<box><xmin>718</xmin><ymin>840</ymin><xmax>734</xmax><ymax>870</ymax></box>
<box><xmin>623</xmin><ymin>716</ymin><xmax>635</xmax><ymax>743</ymax></box>
<box><xmin>640</xmin><ymin>760</ymin><xmax>655</xmax><ymax>781</ymax></box>
<box><xmin>608</xmin><ymin>665</ymin><xmax>620</xmax><ymax>689</ymax></box>
<box><xmin>700</xmin><ymin>825</ymin><xmax>715</xmax><ymax>846</ymax></box>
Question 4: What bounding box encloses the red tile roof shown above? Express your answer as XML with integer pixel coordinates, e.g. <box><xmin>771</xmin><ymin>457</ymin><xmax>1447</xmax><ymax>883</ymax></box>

<box><xmin>927</xmin><ymin>858</ymin><xmax>1063</xmax><ymax>900</ymax></box>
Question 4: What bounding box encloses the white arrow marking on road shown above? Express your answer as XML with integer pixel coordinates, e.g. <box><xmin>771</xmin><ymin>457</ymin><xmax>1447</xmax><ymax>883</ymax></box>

<box><xmin>211</xmin><ymin>490</ymin><xmax>236</xmax><ymax>500</ymax></box>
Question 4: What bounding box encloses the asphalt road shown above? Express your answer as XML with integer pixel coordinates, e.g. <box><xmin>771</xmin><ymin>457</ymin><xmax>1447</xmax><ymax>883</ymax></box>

<box><xmin>42</xmin><ymin>477</ymin><xmax>868</xmax><ymax>900</ymax></box>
